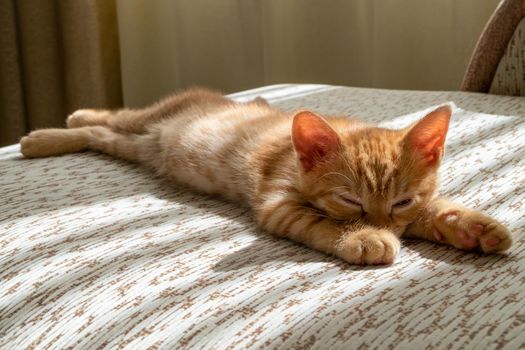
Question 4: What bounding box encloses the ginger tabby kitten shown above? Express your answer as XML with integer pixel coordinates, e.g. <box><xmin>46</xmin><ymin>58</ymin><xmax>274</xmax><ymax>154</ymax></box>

<box><xmin>20</xmin><ymin>88</ymin><xmax>512</xmax><ymax>265</ymax></box>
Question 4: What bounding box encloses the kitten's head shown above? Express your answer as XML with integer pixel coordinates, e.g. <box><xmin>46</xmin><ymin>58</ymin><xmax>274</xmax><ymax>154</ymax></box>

<box><xmin>291</xmin><ymin>106</ymin><xmax>451</xmax><ymax>234</ymax></box>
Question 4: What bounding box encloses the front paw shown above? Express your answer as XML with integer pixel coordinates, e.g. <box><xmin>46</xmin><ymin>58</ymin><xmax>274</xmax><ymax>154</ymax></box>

<box><xmin>336</xmin><ymin>229</ymin><xmax>400</xmax><ymax>265</ymax></box>
<box><xmin>433</xmin><ymin>209</ymin><xmax>512</xmax><ymax>253</ymax></box>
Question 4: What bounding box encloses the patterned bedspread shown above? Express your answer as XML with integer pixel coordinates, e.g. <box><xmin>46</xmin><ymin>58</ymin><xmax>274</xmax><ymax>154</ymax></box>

<box><xmin>1</xmin><ymin>85</ymin><xmax>524</xmax><ymax>349</ymax></box>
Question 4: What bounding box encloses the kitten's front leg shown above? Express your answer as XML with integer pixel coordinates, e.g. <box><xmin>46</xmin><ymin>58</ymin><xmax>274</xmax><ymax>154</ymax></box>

<box><xmin>336</xmin><ymin>226</ymin><xmax>400</xmax><ymax>265</ymax></box>
<box><xmin>256</xmin><ymin>196</ymin><xmax>400</xmax><ymax>265</ymax></box>
<box><xmin>405</xmin><ymin>197</ymin><xmax>512</xmax><ymax>252</ymax></box>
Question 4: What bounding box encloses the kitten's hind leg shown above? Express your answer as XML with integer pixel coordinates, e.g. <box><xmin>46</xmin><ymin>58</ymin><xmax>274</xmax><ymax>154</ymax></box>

<box><xmin>67</xmin><ymin>109</ymin><xmax>114</xmax><ymax>128</ymax></box>
<box><xmin>67</xmin><ymin>108</ymin><xmax>154</xmax><ymax>135</ymax></box>
<box><xmin>21</xmin><ymin>128</ymin><xmax>92</xmax><ymax>158</ymax></box>
<box><xmin>21</xmin><ymin>126</ymin><xmax>157</xmax><ymax>164</ymax></box>
<box><xmin>67</xmin><ymin>87</ymin><xmax>232</xmax><ymax>134</ymax></box>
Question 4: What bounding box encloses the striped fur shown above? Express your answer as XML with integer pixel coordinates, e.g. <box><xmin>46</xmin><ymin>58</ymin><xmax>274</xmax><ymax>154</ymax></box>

<box><xmin>20</xmin><ymin>87</ymin><xmax>512</xmax><ymax>265</ymax></box>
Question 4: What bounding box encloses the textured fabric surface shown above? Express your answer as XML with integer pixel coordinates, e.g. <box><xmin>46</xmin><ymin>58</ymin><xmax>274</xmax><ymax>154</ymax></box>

<box><xmin>491</xmin><ymin>18</ymin><xmax>525</xmax><ymax>96</ymax></box>
<box><xmin>1</xmin><ymin>85</ymin><xmax>525</xmax><ymax>349</ymax></box>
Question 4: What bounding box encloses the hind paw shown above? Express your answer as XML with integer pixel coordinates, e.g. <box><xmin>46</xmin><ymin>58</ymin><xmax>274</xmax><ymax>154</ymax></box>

<box><xmin>67</xmin><ymin>109</ymin><xmax>110</xmax><ymax>128</ymax></box>
<box><xmin>20</xmin><ymin>129</ymin><xmax>87</xmax><ymax>158</ymax></box>
<box><xmin>20</xmin><ymin>130</ymin><xmax>56</xmax><ymax>158</ymax></box>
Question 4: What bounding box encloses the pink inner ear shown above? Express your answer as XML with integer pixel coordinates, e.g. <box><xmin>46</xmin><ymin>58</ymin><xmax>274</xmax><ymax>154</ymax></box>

<box><xmin>292</xmin><ymin>111</ymin><xmax>340</xmax><ymax>172</ymax></box>
<box><xmin>406</xmin><ymin>106</ymin><xmax>451</xmax><ymax>166</ymax></box>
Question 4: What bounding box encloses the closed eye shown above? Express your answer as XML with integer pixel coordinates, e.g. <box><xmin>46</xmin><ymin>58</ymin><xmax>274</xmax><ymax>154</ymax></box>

<box><xmin>338</xmin><ymin>195</ymin><xmax>362</xmax><ymax>208</ymax></box>
<box><xmin>393</xmin><ymin>198</ymin><xmax>412</xmax><ymax>208</ymax></box>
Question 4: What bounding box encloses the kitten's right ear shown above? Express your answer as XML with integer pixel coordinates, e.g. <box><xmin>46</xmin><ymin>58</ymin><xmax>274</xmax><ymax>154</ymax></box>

<box><xmin>405</xmin><ymin>105</ymin><xmax>452</xmax><ymax>168</ymax></box>
<box><xmin>292</xmin><ymin>110</ymin><xmax>341</xmax><ymax>172</ymax></box>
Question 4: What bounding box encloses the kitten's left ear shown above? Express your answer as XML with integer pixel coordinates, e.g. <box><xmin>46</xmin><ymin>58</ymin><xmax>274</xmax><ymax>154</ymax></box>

<box><xmin>405</xmin><ymin>105</ymin><xmax>451</xmax><ymax>167</ymax></box>
<box><xmin>292</xmin><ymin>110</ymin><xmax>341</xmax><ymax>172</ymax></box>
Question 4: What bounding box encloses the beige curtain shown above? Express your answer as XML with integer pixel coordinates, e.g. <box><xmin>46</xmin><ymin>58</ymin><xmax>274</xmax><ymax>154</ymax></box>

<box><xmin>0</xmin><ymin>0</ymin><xmax>122</xmax><ymax>146</ymax></box>
<box><xmin>0</xmin><ymin>0</ymin><xmax>501</xmax><ymax>145</ymax></box>
<box><xmin>117</xmin><ymin>0</ymin><xmax>499</xmax><ymax>107</ymax></box>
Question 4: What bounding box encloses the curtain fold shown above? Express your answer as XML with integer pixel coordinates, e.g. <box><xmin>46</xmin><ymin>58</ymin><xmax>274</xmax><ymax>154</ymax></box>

<box><xmin>0</xmin><ymin>0</ymin><xmax>27</xmax><ymax>144</ymax></box>
<box><xmin>117</xmin><ymin>0</ymin><xmax>499</xmax><ymax>107</ymax></box>
<box><xmin>1</xmin><ymin>0</ymin><xmax>502</xmax><ymax>145</ymax></box>
<box><xmin>0</xmin><ymin>0</ymin><xmax>122</xmax><ymax>146</ymax></box>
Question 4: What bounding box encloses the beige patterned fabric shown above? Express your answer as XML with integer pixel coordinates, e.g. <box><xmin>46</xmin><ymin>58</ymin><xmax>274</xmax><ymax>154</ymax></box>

<box><xmin>1</xmin><ymin>85</ymin><xmax>525</xmax><ymax>349</ymax></box>
<box><xmin>490</xmin><ymin>18</ymin><xmax>525</xmax><ymax>96</ymax></box>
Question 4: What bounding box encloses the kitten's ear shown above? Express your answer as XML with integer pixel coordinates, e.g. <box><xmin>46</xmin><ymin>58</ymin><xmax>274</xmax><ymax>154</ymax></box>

<box><xmin>405</xmin><ymin>105</ymin><xmax>451</xmax><ymax>167</ymax></box>
<box><xmin>292</xmin><ymin>110</ymin><xmax>341</xmax><ymax>172</ymax></box>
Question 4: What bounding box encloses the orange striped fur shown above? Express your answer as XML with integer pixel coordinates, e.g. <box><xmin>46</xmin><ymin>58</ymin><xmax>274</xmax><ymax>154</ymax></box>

<box><xmin>20</xmin><ymin>87</ymin><xmax>512</xmax><ymax>265</ymax></box>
